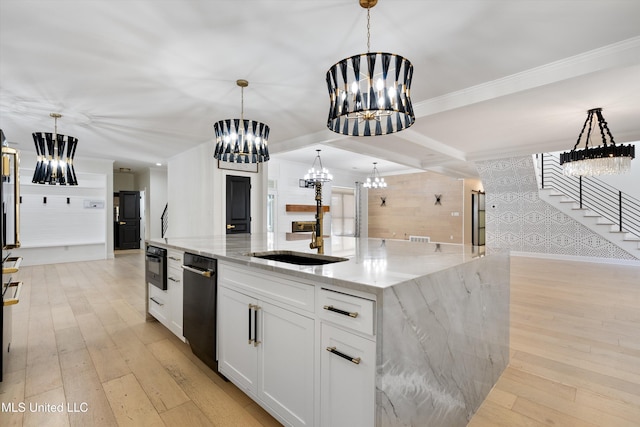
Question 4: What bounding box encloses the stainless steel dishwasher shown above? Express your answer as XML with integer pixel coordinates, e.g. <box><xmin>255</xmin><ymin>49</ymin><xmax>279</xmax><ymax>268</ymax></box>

<box><xmin>181</xmin><ymin>253</ymin><xmax>218</xmax><ymax>373</ymax></box>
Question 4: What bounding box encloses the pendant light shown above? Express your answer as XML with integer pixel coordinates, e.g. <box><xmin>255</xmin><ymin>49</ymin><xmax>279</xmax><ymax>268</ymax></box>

<box><xmin>213</xmin><ymin>79</ymin><xmax>270</xmax><ymax>164</ymax></box>
<box><xmin>326</xmin><ymin>0</ymin><xmax>415</xmax><ymax>137</ymax></box>
<box><xmin>32</xmin><ymin>113</ymin><xmax>78</xmax><ymax>185</ymax></box>
<box><xmin>304</xmin><ymin>150</ymin><xmax>333</xmax><ymax>183</ymax></box>
<box><xmin>560</xmin><ymin>108</ymin><xmax>635</xmax><ymax>176</ymax></box>
<box><xmin>363</xmin><ymin>162</ymin><xmax>387</xmax><ymax>188</ymax></box>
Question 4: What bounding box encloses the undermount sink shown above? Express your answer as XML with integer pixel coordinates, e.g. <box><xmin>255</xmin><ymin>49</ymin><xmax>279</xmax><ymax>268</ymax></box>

<box><xmin>246</xmin><ymin>250</ymin><xmax>348</xmax><ymax>266</ymax></box>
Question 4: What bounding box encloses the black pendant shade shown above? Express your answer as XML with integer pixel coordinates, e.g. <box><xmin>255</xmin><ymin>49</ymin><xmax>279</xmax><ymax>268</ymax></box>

<box><xmin>32</xmin><ymin>113</ymin><xmax>78</xmax><ymax>185</ymax></box>
<box><xmin>326</xmin><ymin>52</ymin><xmax>415</xmax><ymax>136</ymax></box>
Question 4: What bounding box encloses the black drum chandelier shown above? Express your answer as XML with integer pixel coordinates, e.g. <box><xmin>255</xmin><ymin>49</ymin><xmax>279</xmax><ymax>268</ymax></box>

<box><xmin>32</xmin><ymin>113</ymin><xmax>78</xmax><ymax>185</ymax></box>
<box><xmin>326</xmin><ymin>0</ymin><xmax>415</xmax><ymax>137</ymax></box>
<box><xmin>213</xmin><ymin>80</ymin><xmax>270</xmax><ymax>164</ymax></box>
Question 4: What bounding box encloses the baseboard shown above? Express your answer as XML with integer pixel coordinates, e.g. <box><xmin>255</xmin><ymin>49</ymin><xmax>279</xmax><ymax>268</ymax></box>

<box><xmin>511</xmin><ymin>251</ymin><xmax>640</xmax><ymax>266</ymax></box>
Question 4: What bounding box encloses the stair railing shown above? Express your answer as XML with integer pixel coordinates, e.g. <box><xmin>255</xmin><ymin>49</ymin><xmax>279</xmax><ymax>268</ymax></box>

<box><xmin>161</xmin><ymin>203</ymin><xmax>168</xmax><ymax>238</ymax></box>
<box><xmin>538</xmin><ymin>153</ymin><xmax>640</xmax><ymax>239</ymax></box>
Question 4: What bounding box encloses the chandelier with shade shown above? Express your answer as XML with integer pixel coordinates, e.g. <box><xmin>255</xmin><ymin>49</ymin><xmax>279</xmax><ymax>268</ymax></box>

<box><xmin>325</xmin><ymin>0</ymin><xmax>415</xmax><ymax>137</ymax></box>
<box><xmin>32</xmin><ymin>113</ymin><xmax>78</xmax><ymax>185</ymax></box>
<box><xmin>213</xmin><ymin>80</ymin><xmax>270</xmax><ymax>164</ymax></box>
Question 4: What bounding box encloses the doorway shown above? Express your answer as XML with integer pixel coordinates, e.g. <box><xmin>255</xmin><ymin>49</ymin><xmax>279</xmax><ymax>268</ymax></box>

<box><xmin>226</xmin><ymin>175</ymin><xmax>251</xmax><ymax>234</ymax></box>
<box><xmin>471</xmin><ymin>191</ymin><xmax>486</xmax><ymax>246</ymax></box>
<box><xmin>115</xmin><ymin>191</ymin><xmax>141</xmax><ymax>249</ymax></box>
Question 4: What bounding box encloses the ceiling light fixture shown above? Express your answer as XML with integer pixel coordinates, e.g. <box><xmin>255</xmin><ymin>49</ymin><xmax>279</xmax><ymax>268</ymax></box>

<box><xmin>304</xmin><ymin>150</ymin><xmax>333</xmax><ymax>183</ymax></box>
<box><xmin>560</xmin><ymin>108</ymin><xmax>635</xmax><ymax>176</ymax></box>
<box><xmin>32</xmin><ymin>113</ymin><xmax>78</xmax><ymax>185</ymax></box>
<box><xmin>213</xmin><ymin>79</ymin><xmax>270</xmax><ymax>164</ymax></box>
<box><xmin>326</xmin><ymin>0</ymin><xmax>415</xmax><ymax>137</ymax></box>
<box><xmin>363</xmin><ymin>162</ymin><xmax>387</xmax><ymax>188</ymax></box>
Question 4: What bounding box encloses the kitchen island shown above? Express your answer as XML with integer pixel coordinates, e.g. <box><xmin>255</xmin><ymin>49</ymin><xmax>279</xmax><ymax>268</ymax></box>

<box><xmin>148</xmin><ymin>233</ymin><xmax>509</xmax><ymax>427</ymax></box>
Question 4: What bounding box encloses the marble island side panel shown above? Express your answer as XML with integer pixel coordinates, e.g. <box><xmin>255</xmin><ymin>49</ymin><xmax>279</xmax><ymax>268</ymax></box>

<box><xmin>377</xmin><ymin>252</ymin><xmax>510</xmax><ymax>427</ymax></box>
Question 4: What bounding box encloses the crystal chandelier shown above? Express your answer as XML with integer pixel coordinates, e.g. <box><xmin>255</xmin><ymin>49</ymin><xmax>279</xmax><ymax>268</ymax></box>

<box><xmin>213</xmin><ymin>80</ymin><xmax>270</xmax><ymax>163</ymax></box>
<box><xmin>363</xmin><ymin>162</ymin><xmax>387</xmax><ymax>188</ymax></box>
<box><xmin>326</xmin><ymin>0</ymin><xmax>414</xmax><ymax>136</ymax></box>
<box><xmin>32</xmin><ymin>113</ymin><xmax>79</xmax><ymax>185</ymax></box>
<box><xmin>304</xmin><ymin>150</ymin><xmax>333</xmax><ymax>183</ymax></box>
<box><xmin>560</xmin><ymin>108</ymin><xmax>635</xmax><ymax>176</ymax></box>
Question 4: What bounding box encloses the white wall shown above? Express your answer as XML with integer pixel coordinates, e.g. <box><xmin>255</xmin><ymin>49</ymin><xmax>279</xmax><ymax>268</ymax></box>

<box><xmin>167</xmin><ymin>141</ymin><xmax>267</xmax><ymax>237</ymax></box>
<box><xmin>13</xmin><ymin>151</ymin><xmax>114</xmax><ymax>265</ymax></box>
<box><xmin>114</xmin><ymin>172</ymin><xmax>135</xmax><ymax>192</ymax></box>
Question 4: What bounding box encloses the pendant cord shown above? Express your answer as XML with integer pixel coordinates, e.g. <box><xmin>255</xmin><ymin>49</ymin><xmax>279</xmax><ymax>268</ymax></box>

<box><xmin>366</xmin><ymin>6</ymin><xmax>371</xmax><ymax>53</ymax></box>
<box><xmin>240</xmin><ymin>86</ymin><xmax>244</xmax><ymax>121</ymax></box>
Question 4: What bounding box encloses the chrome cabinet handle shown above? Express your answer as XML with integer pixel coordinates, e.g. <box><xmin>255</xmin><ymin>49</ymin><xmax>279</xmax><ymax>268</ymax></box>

<box><xmin>150</xmin><ymin>297</ymin><xmax>164</xmax><ymax>307</ymax></box>
<box><xmin>168</xmin><ymin>277</ymin><xmax>180</xmax><ymax>283</ymax></box>
<box><xmin>323</xmin><ymin>305</ymin><xmax>358</xmax><ymax>318</ymax></box>
<box><xmin>326</xmin><ymin>346</ymin><xmax>361</xmax><ymax>365</ymax></box>
<box><xmin>169</xmin><ymin>256</ymin><xmax>181</xmax><ymax>261</ymax></box>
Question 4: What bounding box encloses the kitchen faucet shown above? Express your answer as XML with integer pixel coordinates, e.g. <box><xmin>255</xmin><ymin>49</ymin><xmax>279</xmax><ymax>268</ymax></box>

<box><xmin>309</xmin><ymin>182</ymin><xmax>324</xmax><ymax>254</ymax></box>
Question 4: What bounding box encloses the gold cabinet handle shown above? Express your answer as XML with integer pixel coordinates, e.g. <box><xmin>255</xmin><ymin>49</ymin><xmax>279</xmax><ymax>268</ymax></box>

<box><xmin>119</xmin><ymin>221</ymin><xmax>126</xmax><ymax>225</ymax></box>
<box><xmin>226</xmin><ymin>224</ymin><xmax>236</xmax><ymax>230</ymax></box>
<box><xmin>323</xmin><ymin>305</ymin><xmax>358</xmax><ymax>318</ymax></box>
<box><xmin>326</xmin><ymin>346</ymin><xmax>361</xmax><ymax>365</ymax></box>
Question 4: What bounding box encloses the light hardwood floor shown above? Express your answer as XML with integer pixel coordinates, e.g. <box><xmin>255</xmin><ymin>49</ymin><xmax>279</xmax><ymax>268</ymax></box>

<box><xmin>1</xmin><ymin>253</ymin><xmax>639</xmax><ymax>426</ymax></box>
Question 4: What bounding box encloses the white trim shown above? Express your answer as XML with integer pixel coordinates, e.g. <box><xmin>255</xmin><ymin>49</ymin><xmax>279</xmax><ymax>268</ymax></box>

<box><xmin>511</xmin><ymin>251</ymin><xmax>640</xmax><ymax>267</ymax></box>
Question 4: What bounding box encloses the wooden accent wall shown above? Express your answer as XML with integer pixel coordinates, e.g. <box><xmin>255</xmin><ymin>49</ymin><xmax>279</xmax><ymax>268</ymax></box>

<box><xmin>368</xmin><ymin>171</ymin><xmax>464</xmax><ymax>243</ymax></box>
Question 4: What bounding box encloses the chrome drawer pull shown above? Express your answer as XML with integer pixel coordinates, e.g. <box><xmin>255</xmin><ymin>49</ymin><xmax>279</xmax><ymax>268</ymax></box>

<box><xmin>323</xmin><ymin>305</ymin><xmax>358</xmax><ymax>318</ymax></box>
<box><xmin>168</xmin><ymin>277</ymin><xmax>180</xmax><ymax>283</ymax></box>
<box><xmin>326</xmin><ymin>346</ymin><xmax>361</xmax><ymax>365</ymax></box>
<box><xmin>150</xmin><ymin>297</ymin><xmax>164</xmax><ymax>306</ymax></box>
<box><xmin>169</xmin><ymin>256</ymin><xmax>181</xmax><ymax>261</ymax></box>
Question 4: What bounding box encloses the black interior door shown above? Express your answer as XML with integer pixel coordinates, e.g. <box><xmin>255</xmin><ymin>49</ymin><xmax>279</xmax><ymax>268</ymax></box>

<box><xmin>226</xmin><ymin>176</ymin><xmax>251</xmax><ymax>234</ymax></box>
<box><xmin>118</xmin><ymin>191</ymin><xmax>140</xmax><ymax>249</ymax></box>
<box><xmin>472</xmin><ymin>192</ymin><xmax>486</xmax><ymax>246</ymax></box>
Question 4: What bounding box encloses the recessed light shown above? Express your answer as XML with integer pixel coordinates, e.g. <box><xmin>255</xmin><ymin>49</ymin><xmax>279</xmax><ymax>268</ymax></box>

<box><xmin>156</xmin><ymin>163</ymin><xmax>162</xmax><ymax>166</ymax></box>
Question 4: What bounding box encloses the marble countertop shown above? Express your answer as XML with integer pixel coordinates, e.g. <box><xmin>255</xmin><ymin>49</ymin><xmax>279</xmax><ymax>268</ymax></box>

<box><xmin>148</xmin><ymin>233</ymin><xmax>490</xmax><ymax>290</ymax></box>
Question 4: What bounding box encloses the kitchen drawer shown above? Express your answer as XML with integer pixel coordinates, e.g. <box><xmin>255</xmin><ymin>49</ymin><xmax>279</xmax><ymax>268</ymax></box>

<box><xmin>319</xmin><ymin>288</ymin><xmax>375</xmax><ymax>336</ymax></box>
<box><xmin>167</xmin><ymin>250</ymin><xmax>183</xmax><ymax>270</ymax></box>
<box><xmin>167</xmin><ymin>265</ymin><xmax>182</xmax><ymax>286</ymax></box>
<box><xmin>148</xmin><ymin>284</ymin><xmax>169</xmax><ymax>325</ymax></box>
<box><xmin>219</xmin><ymin>262</ymin><xmax>314</xmax><ymax>313</ymax></box>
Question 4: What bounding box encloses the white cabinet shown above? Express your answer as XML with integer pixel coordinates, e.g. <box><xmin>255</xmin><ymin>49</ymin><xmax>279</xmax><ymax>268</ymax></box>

<box><xmin>148</xmin><ymin>250</ymin><xmax>184</xmax><ymax>341</ymax></box>
<box><xmin>148</xmin><ymin>284</ymin><xmax>168</xmax><ymax>324</ymax></box>
<box><xmin>218</xmin><ymin>262</ymin><xmax>377</xmax><ymax>427</ymax></box>
<box><xmin>219</xmin><ymin>282</ymin><xmax>315</xmax><ymax>427</ymax></box>
<box><xmin>166</xmin><ymin>250</ymin><xmax>184</xmax><ymax>339</ymax></box>
<box><xmin>320</xmin><ymin>323</ymin><xmax>376</xmax><ymax>427</ymax></box>
<box><xmin>318</xmin><ymin>287</ymin><xmax>376</xmax><ymax>427</ymax></box>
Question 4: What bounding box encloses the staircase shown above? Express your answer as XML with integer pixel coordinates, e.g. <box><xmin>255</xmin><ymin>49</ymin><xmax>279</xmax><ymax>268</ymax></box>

<box><xmin>535</xmin><ymin>153</ymin><xmax>640</xmax><ymax>257</ymax></box>
<box><xmin>161</xmin><ymin>203</ymin><xmax>168</xmax><ymax>238</ymax></box>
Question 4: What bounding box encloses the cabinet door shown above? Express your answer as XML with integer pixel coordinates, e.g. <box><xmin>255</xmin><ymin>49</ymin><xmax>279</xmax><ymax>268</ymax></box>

<box><xmin>167</xmin><ymin>267</ymin><xmax>183</xmax><ymax>339</ymax></box>
<box><xmin>320</xmin><ymin>323</ymin><xmax>376</xmax><ymax>427</ymax></box>
<box><xmin>259</xmin><ymin>302</ymin><xmax>314</xmax><ymax>427</ymax></box>
<box><xmin>218</xmin><ymin>287</ymin><xmax>258</xmax><ymax>395</ymax></box>
<box><xmin>149</xmin><ymin>285</ymin><xmax>169</xmax><ymax>326</ymax></box>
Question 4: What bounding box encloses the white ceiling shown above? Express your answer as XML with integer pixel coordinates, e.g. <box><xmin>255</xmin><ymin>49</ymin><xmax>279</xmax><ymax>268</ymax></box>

<box><xmin>1</xmin><ymin>0</ymin><xmax>639</xmax><ymax>179</ymax></box>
